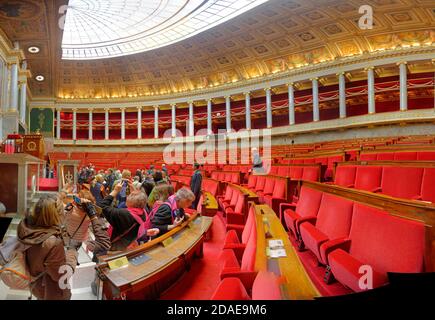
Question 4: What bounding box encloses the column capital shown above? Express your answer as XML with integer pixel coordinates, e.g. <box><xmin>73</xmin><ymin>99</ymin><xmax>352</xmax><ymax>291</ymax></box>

<box><xmin>224</xmin><ymin>95</ymin><xmax>231</xmax><ymax>100</ymax></box>
<box><xmin>310</xmin><ymin>77</ymin><xmax>319</xmax><ymax>81</ymax></box>
<box><xmin>286</xmin><ymin>82</ymin><xmax>294</xmax><ymax>87</ymax></box>
<box><xmin>87</xmin><ymin>108</ymin><xmax>93</xmax><ymax>112</ymax></box>
<box><xmin>243</xmin><ymin>91</ymin><xmax>250</xmax><ymax>96</ymax></box>
<box><xmin>264</xmin><ymin>87</ymin><xmax>271</xmax><ymax>92</ymax></box>
<box><xmin>187</xmin><ymin>100</ymin><xmax>194</xmax><ymax>105</ymax></box>
<box><xmin>206</xmin><ymin>98</ymin><xmax>213</xmax><ymax>103</ymax></box>
<box><xmin>336</xmin><ymin>71</ymin><xmax>346</xmax><ymax>76</ymax></box>
<box><xmin>55</xmin><ymin>107</ymin><xmax>62</xmax><ymax>112</ymax></box>
<box><xmin>152</xmin><ymin>105</ymin><xmax>159</xmax><ymax>110</ymax></box>
<box><xmin>104</xmin><ymin>107</ymin><xmax>110</xmax><ymax>112</ymax></box>
<box><xmin>364</xmin><ymin>66</ymin><xmax>375</xmax><ymax>71</ymax></box>
<box><xmin>119</xmin><ymin>107</ymin><xmax>126</xmax><ymax>111</ymax></box>
<box><xmin>72</xmin><ymin>108</ymin><xmax>78</xmax><ymax>112</ymax></box>
<box><xmin>137</xmin><ymin>106</ymin><xmax>143</xmax><ymax>111</ymax></box>
<box><xmin>396</xmin><ymin>61</ymin><xmax>407</xmax><ymax>66</ymax></box>
<box><xmin>171</xmin><ymin>103</ymin><xmax>176</xmax><ymax>107</ymax></box>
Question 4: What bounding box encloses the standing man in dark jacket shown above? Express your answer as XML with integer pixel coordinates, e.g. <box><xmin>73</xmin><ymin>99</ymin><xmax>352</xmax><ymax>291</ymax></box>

<box><xmin>190</xmin><ymin>163</ymin><xmax>202</xmax><ymax>210</ymax></box>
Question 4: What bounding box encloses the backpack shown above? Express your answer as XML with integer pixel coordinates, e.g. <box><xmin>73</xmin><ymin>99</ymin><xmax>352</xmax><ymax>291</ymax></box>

<box><xmin>0</xmin><ymin>236</ymin><xmax>45</xmax><ymax>298</ymax></box>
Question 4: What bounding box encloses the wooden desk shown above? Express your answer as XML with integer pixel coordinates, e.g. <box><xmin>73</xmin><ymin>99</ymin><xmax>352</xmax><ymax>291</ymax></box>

<box><xmin>231</xmin><ymin>184</ymin><xmax>259</xmax><ymax>203</ymax></box>
<box><xmin>201</xmin><ymin>191</ymin><xmax>218</xmax><ymax>217</ymax></box>
<box><xmin>253</xmin><ymin>204</ymin><xmax>320</xmax><ymax>300</ymax></box>
<box><xmin>96</xmin><ymin>214</ymin><xmax>213</xmax><ymax>300</ymax></box>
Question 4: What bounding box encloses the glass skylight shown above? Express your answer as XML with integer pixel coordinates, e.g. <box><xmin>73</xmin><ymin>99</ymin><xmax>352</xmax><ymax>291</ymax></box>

<box><xmin>61</xmin><ymin>0</ymin><xmax>269</xmax><ymax>60</ymax></box>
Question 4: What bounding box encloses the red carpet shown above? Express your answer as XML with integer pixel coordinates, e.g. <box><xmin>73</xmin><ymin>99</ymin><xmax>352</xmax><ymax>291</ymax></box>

<box><xmin>39</xmin><ymin>178</ymin><xmax>58</xmax><ymax>192</ymax></box>
<box><xmin>159</xmin><ymin>213</ymin><xmax>227</xmax><ymax>300</ymax></box>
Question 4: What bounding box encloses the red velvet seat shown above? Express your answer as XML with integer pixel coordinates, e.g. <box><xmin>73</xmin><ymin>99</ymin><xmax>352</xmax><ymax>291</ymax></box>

<box><xmin>223</xmin><ymin>188</ymin><xmax>239</xmax><ymax>211</ymax></box>
<box><xmin>253</xmin><ymin>175</ymin><xmax>266</xmax><ymax>193</ymax></box>
<box><xmin>211</xmin><ymin>271</ymin><xmax>282</xmax><ymax>300</ymax></box>
<box><xmin>328</xmin><ymin>203</ymin><xmax>425</xmax><ymax>292</ymax></box>
<box><xmin>289</xmin><ymin>166</ymin><xmax>303</xmax><ymax>180</ymax></box>
<box><xmin>417</xmin><ymin>151</ymin><xmax>435</xmax><ymax>161</ymax></box>
<box><xmin>217</xmin><ymin>186</ymin><xmax>233</xmax><ymax>210</ymax></box>
<box><xmin>277</xmin><ymin>166</ymin><xmax>289</xmax><ymax>177</ymax></box>
<box><xmin>299</xmin><ymin>193</ymin><xmax>354</xmax><ymax>265</ymax></box>
<box><xmin>245</xmin><ymin>175</ymin><xmax>257</xmax><ymax>189</ymax></box>
<box><xmin>359</xmin><ymin>153</ymin><xmax>377</xmax><ymax>161</ymax></box>
<box><xmin>231</xmin><ymin>173</ymin><xmax>240</xmax><ymax>184</ymax></box>
<box><xmin>257</xmin><ymin>177</ymin><xmax>275</xmax><ymax>203</ymax></box>
<box><xmin>220</xmin><ymin>224</ymin><xmax>257</xmax><ymax>289</ymax></box>
<box><xmin>421</xmin><ymin>168</ymin><xmax>435</xmax><ymax>203</ymax></box>
<box><xmin>354</xmin><ymin>166</ymin><xmax>382</xmax><ymax>192</ymax></box>
<box><xmin>281</xmin><ymin>186</ymin><xmax>323</xmax><ymax>238</ymax></box>
<box><xmin>325</xmin><ymin>156</ymin><xmax>343</xmax><ymax>180</ymax></box>
<box><xmin>224</xmin><ymin>207</ymin><xmax>256</xmax><ymax>259</ymax></box>
<box><xmin>380</xmin><ymin>167</ymin><xmax>423</xmax><ymax>199</ymax></box>
<box><xmin>334</xmin><ymin>166</ymin><xmax>357</xmax><ymax>188</ymax></box>
<box><xmin>394</xmin><ymin>152</ymin><xmax>417</xmax><ymax>161</ymax></box>
<box><xmin>226</xmin><ymin>192</ymin><xmax>246</xmax><ymax>225</ymax></box>
<box><xmin>302</xmin><ymin>167</ymin><xmax>319</xmax><ymax>182</ymax></box>
<box><xmin>270</xmin><ymin>166</ymin><xmax>278</xmax><ymax>175</ymax></box>
<box><xmin>376</xmin><ymin>152</ymin><xmax>395</xmax><ymax>161</ymax></box>
<box><xmin>263</xmin><ymin>178</ymin><xmax>287</xmax><ymax>213</ymax></box>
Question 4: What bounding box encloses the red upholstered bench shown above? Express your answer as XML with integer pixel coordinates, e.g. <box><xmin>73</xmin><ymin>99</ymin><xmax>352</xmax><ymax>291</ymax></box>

<box><xmin>354</xmin><ymin>166</ymin><xmax>382</xmax><ymax>192</ymax></box>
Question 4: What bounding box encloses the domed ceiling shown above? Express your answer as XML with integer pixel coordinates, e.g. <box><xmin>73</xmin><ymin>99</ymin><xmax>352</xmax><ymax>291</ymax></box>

<box><xmin>0</xmin><ymin>0</ymin><xmax>433</xmax><ymax>100</ymax></box>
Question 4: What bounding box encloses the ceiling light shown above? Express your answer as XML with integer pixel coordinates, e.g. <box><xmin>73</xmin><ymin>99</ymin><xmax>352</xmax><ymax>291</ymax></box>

<box><xmin>35</xmin><ymin>75</ymin><xmax>45</xmax><ymax>82</ymax></box>
<box><xmin>28</xmin><ymin>46</ymin><xmax>40</xmax><ymax>54</ymax></box>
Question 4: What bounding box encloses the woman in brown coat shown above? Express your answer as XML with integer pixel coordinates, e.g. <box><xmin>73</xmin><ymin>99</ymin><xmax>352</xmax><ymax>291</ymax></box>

<box><xmin>17</xmin><ymin>193</ymin><xmax>110</xmax><ymax>300</ymax></box>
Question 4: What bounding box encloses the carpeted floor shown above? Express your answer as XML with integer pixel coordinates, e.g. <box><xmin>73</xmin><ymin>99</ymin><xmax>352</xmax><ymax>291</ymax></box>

<box><xmin>159</xmin><ymin>213</ymin><xmax>227</xmax><ymax>300</ymax></box>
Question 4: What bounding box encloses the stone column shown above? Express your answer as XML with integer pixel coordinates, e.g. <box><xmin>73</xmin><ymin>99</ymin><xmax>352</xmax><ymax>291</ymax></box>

<box><xmin>225</xmin><ymin>96</ymin><xmax>231</xmax><ymax>133</ymax></box>
<box><xmin>56</xmin><ymin>108</ymin><xmax>61</xmax><ymax>139</ymax></box>
<box><xmin>244</xmin><ymin>92</ymin><xmax>251</xmax><ymax>130</ymax></box>
<box><xmin>311</xmin><ymin>78</ymin><xmax>319</xmax><ymax>122</ymax></box>
<box><xmin>399</xmin><ymin>62</ymin><xmax>408</xmax><ymax>111</ymax></box>
<box><xmin>287</xmin><ymin>83</ymin><xmax>295</xmax><ymax>125</ymax></box>
<box><xmin>206</xmin><ymin>99</ymin><xmax>212</xmax><ymax>135</ymax></box>
<box><xmin>171</xmin><ymin>103</ymin><xmax>176</xmax><ymax>137</ymax></box>
<box><xmin>72</xmin><ymin>109</ymin><xmax>77</xmax><ymax>140</ymax></box>
<box><xmin>105</xmin><ymin>108</ymin><xmax>109</xmax><ymax>140</ymax></box>
<box><xmin>188</xmin><ymin>101</ymin><xmax>194</xmax><ymax>136</ymax></box>
<box><xmin>338</xmin><ymin>72</ymin><xmax>346</xmax><ymax>118</ymax></box>
<box><xmin>120</xmin><ymin>107</ymin><xmax>125</xmax><ymax>140</ymax></box>
<box><xmin>265</xmin><ymin>87</ymin><xmax>272</xmax><ymax>128</ymax></box>
<box><xmin>367</xmin><ymin>67</ymin><xmax>376</xmax><ymax>114</ymax></box>
<box><xmin>88</xmin><ymin>109</ymin><xmax>93</xmax><ymax>140</ymax></box>
<box><xmin>137</xmin><ymin>107</ymin><xmax>142</xmax><ymax>139</ymax></box>
<box><xmin>154</xmin><ymin>105</ymin><xmax>159</xmax><ymax>139</ymax></box>
<box><xmin>9</xmin><ymin>62</ymin><xmax>18</xmax><ymax>111</ymax></box>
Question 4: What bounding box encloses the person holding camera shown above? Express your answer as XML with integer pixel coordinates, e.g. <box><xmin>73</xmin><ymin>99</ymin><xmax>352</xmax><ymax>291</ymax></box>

<box><xmin>17</xmin><ymin>194</ymin><xmax>79</xmax><ymax>300</ymax></box>
<box><xmin>151</xmin><ymin>188</ymin><xmax>195</xmax><ymax>237</ymax></box>
<box><xmin>62</xmin><ymin>190</ymin><xmax>111</xmax><ymax>263</ymax></box>
<box><xmin>99</xmin><ymin>181</ymin><xmax>160</xmax><ymax>251</ymax></box>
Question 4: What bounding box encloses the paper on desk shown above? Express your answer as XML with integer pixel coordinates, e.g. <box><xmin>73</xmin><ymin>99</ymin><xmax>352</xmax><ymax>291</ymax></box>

<box><xmin>269</xmin><ymin>248</ymin><xmax>287</xmax><ymax>258</ymax></box>
<box><xmin>268</xmin><ymin>239</ymin><xmax>284</xmax><ymax>249</ymax></box>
